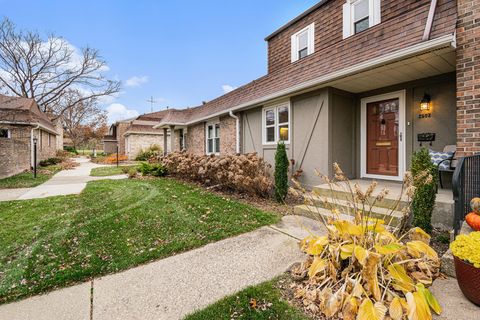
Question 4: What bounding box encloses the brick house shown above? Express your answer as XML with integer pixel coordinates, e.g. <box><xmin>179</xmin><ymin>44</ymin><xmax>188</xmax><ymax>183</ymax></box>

<box><xmin>0</xmin><ymin>95</ymin><xmax>60</xmax><ymax>179</ymax></box>
<box><xmin>103</xmin><ymin>110</ymin><xmax>171</xmax><ymax>159</ymax></box>
<box><xmin>151</xmin><ymin>0</ymin><xmax>476</xmax><ymax>188</ymax></box>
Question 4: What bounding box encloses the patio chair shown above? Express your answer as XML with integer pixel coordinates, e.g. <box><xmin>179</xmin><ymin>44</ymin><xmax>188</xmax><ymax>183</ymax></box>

<box><xmin>429</xmin><ymin>145</ymin><xmax>456</xmax><ymax>189</ymax></box>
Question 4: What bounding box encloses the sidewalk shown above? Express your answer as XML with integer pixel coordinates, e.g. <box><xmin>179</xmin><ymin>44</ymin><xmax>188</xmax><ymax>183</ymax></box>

<box><xmin>0</xmin><ymin>215</ymin><xmax>325</xmax><ymax>320</ymax></box>
<box><xmin>0</xmin><ymin>157</ymin><xmax>126</xmax><ymax>201</ymax></box>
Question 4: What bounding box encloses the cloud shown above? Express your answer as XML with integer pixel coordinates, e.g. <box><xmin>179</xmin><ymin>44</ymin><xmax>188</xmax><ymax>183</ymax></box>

<box><xmin>125</xmin><ymin>76</ymin><xmax>149</xmax><ymax>87</ymax></box>
<box><xmin>222</xmin><ymin>84</ymin><xmax>236</xmax><ymax>94</ymax></box>
<box><xmin>106</xmin><ymin>103</ymin><xmax>139</xmax><ymax>123</ymax></box>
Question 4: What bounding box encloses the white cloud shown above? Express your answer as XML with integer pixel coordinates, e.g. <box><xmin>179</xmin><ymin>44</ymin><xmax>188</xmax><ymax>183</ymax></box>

<box><xmin>222</xmin><ymin>84</ymin><xmax>236</xmax><ymax>94</ymax></box>
<box><xmin>106</xmin><ymin>103</ymin><xmax>139</xmax><ymax>123</ymax></box>
<box><xmin>125</xmin><ymin>76</ymin><xmax>149</xmax><ymax>87</ymax></box>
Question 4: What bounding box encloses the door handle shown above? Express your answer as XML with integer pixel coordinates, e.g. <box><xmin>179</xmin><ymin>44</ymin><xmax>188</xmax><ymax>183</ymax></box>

<box><xmin>399</xmin><ymin>132</ymin><xmax>403</xmax><ymax>142</ymax></box>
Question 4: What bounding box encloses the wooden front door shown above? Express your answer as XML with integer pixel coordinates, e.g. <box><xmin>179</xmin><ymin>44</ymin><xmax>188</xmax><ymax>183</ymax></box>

<box><xmin>366</xmin><ymin>98</ymin><xmax>399</xmax><ymax>176</ymax></box>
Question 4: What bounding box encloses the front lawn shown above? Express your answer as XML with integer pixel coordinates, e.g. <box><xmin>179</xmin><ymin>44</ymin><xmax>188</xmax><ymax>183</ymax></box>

<box><xmin>185</xmin><ymin>279</ymin><xmax>308</xmax><ymax>320</ymax></box>
<box><xmin>0</xmin><ymin>165</ymin><xmax>60</xmax><ymax>189</ymax></box>
<box><xmin>90</xmin><ymin>165</ymin><xmax>134</xmax><ymax>176</ymax></box>
<box><xmin>0</xmin><ymin>178</ymin><xmax>279</xmax><ymax>304</ymax></box>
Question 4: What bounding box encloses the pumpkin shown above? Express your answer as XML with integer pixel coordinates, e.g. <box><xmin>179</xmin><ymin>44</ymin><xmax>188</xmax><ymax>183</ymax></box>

<box><xmin>471</xmin><ymin>197</ymin><xmax>480</xmax><ymax>214</ymax></box>
<box><xmin>466</xmin><ymin>212</ymin><xmax>480</xmax><ymax>231</ymax></box>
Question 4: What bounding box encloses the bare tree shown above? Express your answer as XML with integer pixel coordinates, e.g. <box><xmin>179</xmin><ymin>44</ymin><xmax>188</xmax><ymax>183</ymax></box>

<box><xmin>62</xmin><ymin>90</ymin><xmax>108</xmax><ymax>148</ymax></box>
<box><xmin>0</xmin><ymin>18</ymin><xmax>120</xmax><ymax>116</ymax></box>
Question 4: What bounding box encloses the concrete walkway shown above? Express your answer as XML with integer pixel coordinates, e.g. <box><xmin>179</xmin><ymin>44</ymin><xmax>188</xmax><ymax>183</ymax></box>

<box><xmin>0</xmin><ymin>158</ymin><xmax>127</xmax><ymax>201</ymax></box>
<box><xmin>0</xmin><ymin>215</ymin><xmax>326</xmax><ymax>320</ymax></box>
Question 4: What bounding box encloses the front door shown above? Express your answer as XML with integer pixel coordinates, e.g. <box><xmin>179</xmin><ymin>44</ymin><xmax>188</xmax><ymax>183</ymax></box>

<box><xmin>366</xmin><ymin>98</ymin><xmax>399</xmax><ymax>177</ymax></box>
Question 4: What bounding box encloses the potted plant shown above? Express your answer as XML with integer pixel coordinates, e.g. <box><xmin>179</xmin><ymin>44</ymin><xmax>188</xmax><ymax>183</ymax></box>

<box><xmin>450</xmin><ymin>231</ymin><xmax>480</xmax><ymax>306</ymax></box>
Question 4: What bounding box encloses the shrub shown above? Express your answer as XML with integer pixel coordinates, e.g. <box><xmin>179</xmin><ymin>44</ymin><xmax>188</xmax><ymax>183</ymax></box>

<box><xmin>450</xmin><ymin>231</ymin><xmax>480</xmax><ymax>268</ymax></box>
<box><xmin>127</xmin><ymin>167</ymin><xmax>138</xmax><ymax>179</ymax></box>
<box><xmin>157</xmin><ymin>152</ymin><xmax>273</xmax><ymax>197</ymax></box>
<box><xmin>274</xmin><ymin>142</ymin><xmax>289</xmax><ymax>202</ymax></box>
<box><xmin>410</xmin><ymin>148</ymin><xmax>437</xmax><ymax>233</ymax></box>
<box><xmin>93</xmin><ymin>154</ymin><xmax>128</xmax><ymax>164</ymax></box>
<box><xmin>63</xmin><ymin>146</ymin><xmax>78</xmax><ymax>154</ymax></box>
<box><xmin>138</xmin><ymin>162</ymin><xmax>167</xmax><ymax>177</ymax></box>
<box><xmin>135</xmin><ymin>144</ymin><xmax>163</xmax><ymax>161</ymax></box>
<box><xmin>39</xmin><ymin>157</ymin><xmax>62</xmax><ymax>167</ymax></box>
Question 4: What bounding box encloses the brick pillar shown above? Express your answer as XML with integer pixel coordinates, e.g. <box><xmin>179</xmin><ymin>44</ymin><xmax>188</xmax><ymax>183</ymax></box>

<box><xmin>456</xmin><ymin>0</ymin><xmax>480</xmax><ymax>156</ymax></box>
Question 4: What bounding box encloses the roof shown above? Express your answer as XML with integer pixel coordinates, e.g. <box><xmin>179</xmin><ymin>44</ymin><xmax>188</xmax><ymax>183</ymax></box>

<box><xmin>122</xmin><ymin>109</ymin><xmax>171</xmax><ymax>136</ymax></box>
<box><xmin>0</xmin><ymin>94</ymin><xmax>57</xmax><ymax>133</ymax></box>
<box><xmin>264</xmin><ymin>0</ymin><xmax>329</xmax><ymax>41</ymax></box>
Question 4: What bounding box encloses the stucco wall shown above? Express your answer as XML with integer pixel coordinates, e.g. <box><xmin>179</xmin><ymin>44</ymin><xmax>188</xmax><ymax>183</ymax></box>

<box><xmin>0</xmin><ymin>124</ymin><xmax>31</xmax><ymax>179</ymax></box>
<box><xmin>125</xmin><ymin>134</ymin><xmax>166</xmax><ymax>159</ymax></box>
<box><xmin>185</xmin><ymin>123</ymin><xmax>205</xmax><ymax>155</ymax></box>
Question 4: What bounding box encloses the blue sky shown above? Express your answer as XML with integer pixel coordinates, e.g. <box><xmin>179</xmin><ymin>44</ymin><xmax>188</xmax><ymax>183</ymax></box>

<box><xmin>1</xmin><ymin>0</ymin><xmax>318</xmax><ymax>122</ymax></box>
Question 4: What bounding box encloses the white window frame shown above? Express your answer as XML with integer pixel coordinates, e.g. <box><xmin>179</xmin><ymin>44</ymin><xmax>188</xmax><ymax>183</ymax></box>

<box><xmin>0</xmin><ymin>128</ymin><xmax>11</xmax><ymax>138</ymax></box>
<box><xmin>291</xmin><ymin>23</ymin><xmax>315</xmax><ymax>63</ymax></box>
<box><xmin>262</xmin><ymin>102</ymin><xmax>291</xmax><ymax>145</ymax></box>
<box><xmin>343</xmin><ymin>0</ymin><xmax>381</xmax><ymax>39</ymax></box>
<box><xmin>205</xmin><ymin>121</ymin><xmax>220</xmax><ymax>155</ymax></box>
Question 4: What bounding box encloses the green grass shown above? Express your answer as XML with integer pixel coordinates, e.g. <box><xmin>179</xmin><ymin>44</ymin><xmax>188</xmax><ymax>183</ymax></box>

<box><xmin>184</xmin><ymin>279</ymin><xmax>308</xmax><ymax>320</ymax></box>
<box><xmin>0</xmin><ymin>178</ymin><xmax>279</xmax><ymax>304</ymax></box>
<box><xmin>0</xmin><ymin>165</ymin><xmax>60</xmax><ymax>189</ymax></box>
<box><xmin>90</xmin><ymin>165</ymin><xmax>135</xmax><ymax>177</ymax></box>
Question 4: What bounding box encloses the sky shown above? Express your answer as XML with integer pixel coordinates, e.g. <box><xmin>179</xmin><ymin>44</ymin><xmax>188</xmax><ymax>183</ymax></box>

<box><xmin>1</xmin><ymin>0</ymin><xmax>318</xmax><ymax>123</ymax></box>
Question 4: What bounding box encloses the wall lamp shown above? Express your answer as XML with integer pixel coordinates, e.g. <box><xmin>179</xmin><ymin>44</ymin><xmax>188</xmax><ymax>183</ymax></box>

<box><xmin>420</xmin><ymin>93</ymin><xmax>431</xmax><ymax>111</ymax></box>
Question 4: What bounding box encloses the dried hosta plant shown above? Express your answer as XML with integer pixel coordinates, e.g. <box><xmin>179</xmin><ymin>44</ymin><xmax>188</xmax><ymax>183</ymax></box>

<box><xmin>290</xmin><ymin>163</ymin><xmax>442</xmax><ymax>320</ymax></box>
<box><xmin>156</xmin><ymin>151</ymin><xmax>273</xmax><ymax>197</ymax></box>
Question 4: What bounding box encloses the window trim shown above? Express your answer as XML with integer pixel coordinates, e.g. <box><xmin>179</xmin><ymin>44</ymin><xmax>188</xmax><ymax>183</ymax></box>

<box><xmin>0</xmin><ymin>128</ymin><xmax>11</xmax><ymax>138</ymax></box>
<box><xmin>343</xmin><ymin>0</ymin><xmax>381</xmax><ymax>39</ymax></box>
<box><xmin>262</xmin><ymin>102</ymin><xmax>291</xmax><ymax>146</ymax></box>
<box><xmin>291</xmin><ymin>23</ymin><xmax>315</xmax><ymax>63</ymax></box>
<box><xmin>205</xmin><ymin>120</ymin><xmax>220</xmax><ymax>155</ymax></box>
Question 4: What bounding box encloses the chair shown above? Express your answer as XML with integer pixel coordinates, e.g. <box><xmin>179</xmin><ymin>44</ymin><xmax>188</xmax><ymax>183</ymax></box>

<box><xmin>429</xmin><ymin>145</ymin><xmax>456</xmax><ymax>189</ymax></box>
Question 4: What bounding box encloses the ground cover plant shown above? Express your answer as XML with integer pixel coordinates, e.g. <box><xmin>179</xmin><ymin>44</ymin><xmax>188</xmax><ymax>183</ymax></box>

<box><xmin>91</xmin><ymin>153</ymin><xmax>128</xmax><ymax>164</ymax></box>
<box><xmin>0</xmin><ymin>178</ymin><xmax>279</xmax><ymax>304</ymax></box>
<box><xmin>185</xmin><ymin>278</ymin><xmax>309</xmax><ymax>320</ymax></box>
<box><xmin>289</xmin><ymin>164</ymin><xmax>442</xmax><ymax>320</ymax></box>
<box><xmin>0</xmin><ymin>171</ymin><xmax>53</xmax><ymax>189</ymax></box>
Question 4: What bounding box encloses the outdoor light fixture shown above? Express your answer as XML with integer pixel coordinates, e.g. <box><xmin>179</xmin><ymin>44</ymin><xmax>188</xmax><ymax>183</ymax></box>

<box><xmin>420</xmin><ymin>93</ymin><xmax>431</xmax><ymax>111</ymax></box>
<box><xmin>33</xmin><ymin>136</ymin><xmax>38</xmax><ymax>178</ymax></box>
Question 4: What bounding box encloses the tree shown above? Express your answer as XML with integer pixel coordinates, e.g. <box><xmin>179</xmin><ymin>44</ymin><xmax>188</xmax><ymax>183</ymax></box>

<box><xmin>274</xmin><ymin>142</ymin><xmax>289</xmax><ymax>202</ymax></box>
<box><xmin>0</xmin><ymin>18</ymin><xmax>120</xmax><ymax>116</ymax></box>
<box><xmin>62</xmin><ymin>90</ymin><xmax>108</xmax><ymax>149</ymax></box>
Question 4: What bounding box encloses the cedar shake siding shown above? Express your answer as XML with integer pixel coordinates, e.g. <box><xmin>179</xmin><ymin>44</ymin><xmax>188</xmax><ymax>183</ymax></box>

<box><xmin>456</xmin><ymin>0</ymin><xmax>480</xmax><ymax>156</ymax></box>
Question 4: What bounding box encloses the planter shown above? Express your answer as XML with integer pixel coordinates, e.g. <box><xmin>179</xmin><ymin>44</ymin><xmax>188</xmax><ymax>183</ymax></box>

<box><xmin>454</xmin><ymin>255</ymin><xmax>480</xmax><ymax>306</ymax></box>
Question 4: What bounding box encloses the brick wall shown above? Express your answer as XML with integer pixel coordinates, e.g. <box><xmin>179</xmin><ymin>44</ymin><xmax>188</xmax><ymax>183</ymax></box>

<box><xmin>219</xmin><ymin>115</ymin><xmax>238</xmax><ymax>155</ymax></box>
<box><xmin>116</xmin><ymin>122</ymin><xmax>130</xmax><ymax>155</ymax></box>
<box><xmin>456</xmin><ymin>0</ymin><xmax>480</xmax><ymax>156</ymax></box>
<box><xmin>185</xmin><ymin>123</ymin><xmax>205</xmax><ymax>155</ymax></box>
<box><xmin>125</xmin><ymin>134</ymin><xmax>166</xmax><ymax>159</ymax></box>
<box><xmin>0</xmin><ymin>124</ymin><xmax>31</xmax><ymax>179</ymax></box>
<box><xmin>36</xmin><ymin>129</ymin><xmax>57</xmax><ymax>162</ymax></box>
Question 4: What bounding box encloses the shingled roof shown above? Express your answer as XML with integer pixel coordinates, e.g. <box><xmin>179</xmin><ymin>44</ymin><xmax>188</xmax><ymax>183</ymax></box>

<box><xmin>0</xmin><ymin>94</ymin><xmax>57</xmax><ymax>133</ymax></box>
<box><xmin>123</xmin><ymin>109</ymin><xmax>170</xmax><ymax>136</ymax></box>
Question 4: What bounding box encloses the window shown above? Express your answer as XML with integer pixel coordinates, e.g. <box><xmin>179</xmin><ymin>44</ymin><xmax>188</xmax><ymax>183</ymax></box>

<box><xmin>0</xmin><ymin>129</ymin><xmax>10</xmax><ymax>138</ymax></box>
<box><xmin>291</xmin><ymin>23</ymin><xmax>315</xmax><ymax>62</ymax></box>
<box><xmin>343</xmin><ymin>0</ymin><xmax>381</xmax><ymax>39</ymax></box>
<box><xmin>263</xmin><ymin>103</ymin><xmax>290</xmax><ymax>145</ymax></box>
<box><xmin>206</xmin><ymin>122</ymin><xmax>220</xmax><ymax>154</ymax></box>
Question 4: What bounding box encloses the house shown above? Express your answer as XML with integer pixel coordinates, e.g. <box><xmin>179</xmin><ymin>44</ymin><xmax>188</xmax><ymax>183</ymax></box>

<box><xmin>153</xmin><ymin>0</ymin><xmax>475</xmax><ymax>188</ymax></box>
<box><xmin>0</xmin><ymin>94</ymin><xmax>60</xmax><ymax>179</ymax></box>
<box><xmin>103</xmin><ymin>110</ymin><xmax>171</xmax><ymax>159</ymax></box>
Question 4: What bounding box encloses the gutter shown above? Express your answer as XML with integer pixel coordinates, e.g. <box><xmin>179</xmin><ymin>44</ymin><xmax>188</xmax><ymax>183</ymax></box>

<box><xmin>155</xmin><ymin>34</ymin><xmax>455</xmax><ymax>128</ymax></box>
<box><xmin>0</xmin><ymin>121</ymin><xmax>59</xmax><ymax>135</ymax></box>
<box><xmin>422</xmin><ymin>0</ymin><xmax>438</xmax><ymax>41</ymax></box>
<box><xmin>228</xmin><ymin>111</ymin><xmax>240</xmax><ymax>154</ymax></box>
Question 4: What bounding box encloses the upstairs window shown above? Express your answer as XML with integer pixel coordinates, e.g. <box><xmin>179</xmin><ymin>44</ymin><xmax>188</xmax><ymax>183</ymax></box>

<box><xmin>0</xmin><ymin>129</ymin><xmax>10</xmax><ymax>138</ymax></box>
<box><xmin>291</xmin><ymin>23</ymin><xmax>315</xmax><ymax>62</ymax></box>
<box><xmin>206</xmin><ymin>122</ymin><xmax>220</xmax><ymax>155</ymax></box>
<box><xmin>263</xmin><ymin>103</ymin><xmax>290</xmax><ymax>145</ymax></box>
<box><xmin>343</xmin><ymin>0</ymin><xmax>381</xmax><ymax>39</ymax></box>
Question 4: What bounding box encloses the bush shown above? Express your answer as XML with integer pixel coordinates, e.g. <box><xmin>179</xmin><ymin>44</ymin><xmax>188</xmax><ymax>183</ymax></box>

<box><xmin>39</xmin><ymin>157</ymin><xmax>62</xmax><ymax>167</ymax></box>
<box><xmin>157</xmin><ymin>152</ymin><xmax>273</xmax><ymax>197</ymax></box>
<box><xmin>135</xmin><ymin>144</ymin><xmax>163</xmax><ymax>161</ymax></box>
<box><xmin>138</xmin><ymin>162</ymin><xmax>167</xmax><ymax>177</ymax></box>
<box><xmin>274</xmin><ymin>142</ymin><xmax>289</xmax><ymax>202</ymax></box>
<box><xmin>127</xmin><ymin>167</ymin><xmax>138</xmax><ymax>179</ymax></box>
<box><xmin>410</xmin><ymin>148</ymin><xmax>437</xmax><ymax>233</ymax></box>
<box><xmin>63</xmin><ymin>146</ymin><xmax>78</xmax><ymax>154</ymax></box>
<box><xmin>92</xmin><ymin>154</ymin><xmax>128</xmax><ymax>164</ymax></box>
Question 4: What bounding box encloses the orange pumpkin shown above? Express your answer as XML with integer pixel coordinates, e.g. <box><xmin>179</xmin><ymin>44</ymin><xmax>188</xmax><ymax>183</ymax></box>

<box><xmin>466</xmin><ymin>212</ymin><xmax>480</xmax><ymax>231</ymax></box>
<box><xmin>471</xmin><ymin>197</ymin><xmax>480</xmax><ymax>214</ymax></box>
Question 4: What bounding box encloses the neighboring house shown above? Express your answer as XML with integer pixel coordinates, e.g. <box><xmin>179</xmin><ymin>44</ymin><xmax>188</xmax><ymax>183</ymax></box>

<box><xmin>103</xmin><ymin>110</ymin><xmax>171</xmax><ymax>159</ymax></box>
<box><xmin>152</xmin><ymin>0</ymin><xmax>476</xmax><ymax>188</ymax></box>
<box><xmin>0</xmin><ymin>94</ymin><xmax>60</xmax><ymax>179</ymax></box>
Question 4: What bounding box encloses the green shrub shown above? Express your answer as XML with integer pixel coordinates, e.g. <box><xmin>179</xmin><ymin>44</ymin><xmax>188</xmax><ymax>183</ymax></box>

<box><xmin>63</xmin><ymin>146</ymin><xmax>78</xmax><ymax>154</ymax></box>
<box><xmin>410</xmin><ymin>148</ymin><xmax>437</xmax><ymax>233</ymax></box>
<box><xmin>274</xmin><ymin>142</ymin><xmax>289</xmax><ymax>202</ymax></box>
<box><xmin>39</xmin><ymin>157</ymin><xmax>62</xmax><ymax>167</ymax></box>
<box><xmin>127</xmin><ymin>167</ymin><xmax>138</xmax><ymax>178</ymax></box>
<box><xmin>138</xmin><ymin>162</ymin><xmax>167</xmax><ymax>177</ymax></box>
<box><xmin>135</xmin><ymin>144</ymin><xmax>162</xmax><ymax>161</ymax></box>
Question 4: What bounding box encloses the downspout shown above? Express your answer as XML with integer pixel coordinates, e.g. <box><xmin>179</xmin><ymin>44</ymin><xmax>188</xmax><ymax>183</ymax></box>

<box><xmin>30</xmin><ymin>124</ymin><xmax>40</xmax><ymax>168</ymax></box>
<box><xmin>422</xmin><ymin>0</ymin><xmax>438</xmax><ymax>41</ymax></box>
<box><xmin>229</xmin><ymin>111</ymin><xmax>240</xmax><ymax>154</ymax></box>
